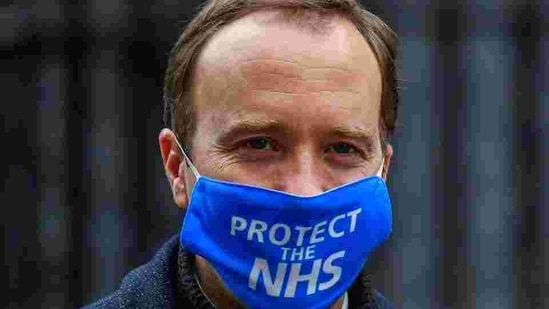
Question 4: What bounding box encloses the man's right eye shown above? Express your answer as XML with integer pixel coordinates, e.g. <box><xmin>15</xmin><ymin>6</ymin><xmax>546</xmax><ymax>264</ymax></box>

<box><xmin>245</xmin><ymin>137</ymin><xmax>276</xmax><ymax>151</ymax></box>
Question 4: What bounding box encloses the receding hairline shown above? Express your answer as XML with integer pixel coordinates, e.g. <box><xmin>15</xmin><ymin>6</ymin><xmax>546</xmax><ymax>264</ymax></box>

<box><xmin>194</xmin><ymin>9</ymin><xmax>379</xmax><ymax>76</ymax></box>
<box><xmin>262</xmin><ymin>7</ymin><xmax>339</xmax><ymax>34</ymax></box>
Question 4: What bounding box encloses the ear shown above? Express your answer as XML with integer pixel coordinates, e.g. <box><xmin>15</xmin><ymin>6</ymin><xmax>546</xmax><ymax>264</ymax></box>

<box><xmin>159</xmin><ymin>128</ymin><xmax>189</xmax><ymax>210</ymax></box>
<box><xmin>382</xmin><ymin>143</ymin><xmax>393</xmax><ymax>181</ymax></box>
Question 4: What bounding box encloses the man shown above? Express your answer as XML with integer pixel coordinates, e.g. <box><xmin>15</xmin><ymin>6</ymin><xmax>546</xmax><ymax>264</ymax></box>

<box><xmin>84</xmin><ymin>0</ymin><xmax>398</xmax><ymax>308</ymax></box>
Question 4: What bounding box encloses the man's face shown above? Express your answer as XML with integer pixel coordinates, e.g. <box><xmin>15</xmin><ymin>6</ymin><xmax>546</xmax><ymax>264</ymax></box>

<box><xmin>186</xmin><ymin>11</ymin><xmax>388</xmax><ymax>196</ymax></box>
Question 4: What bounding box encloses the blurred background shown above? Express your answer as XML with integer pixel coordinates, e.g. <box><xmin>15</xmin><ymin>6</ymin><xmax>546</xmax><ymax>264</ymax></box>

<box><xmin>1</xmin><ymin>0</ymin><xmax>547</xmax><ymax>308</ymax></box>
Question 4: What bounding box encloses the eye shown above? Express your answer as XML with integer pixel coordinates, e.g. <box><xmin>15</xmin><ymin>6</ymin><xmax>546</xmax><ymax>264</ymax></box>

<box><xmin>328</xmin><ymin>142</ymin><xmax>357</xmax><ymax>154</ymax></box>
<box><xmin>245</xmin><ymin>137</ymin><xmax>276</xmax><ymax>151</ymax></box>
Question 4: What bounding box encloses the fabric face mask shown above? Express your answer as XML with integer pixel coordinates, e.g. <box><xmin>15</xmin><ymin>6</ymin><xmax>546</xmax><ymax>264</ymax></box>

<box><xmin>176</xmin><ymin>140</ymin><xmax>392</xmax><ymax>309</ymax></box>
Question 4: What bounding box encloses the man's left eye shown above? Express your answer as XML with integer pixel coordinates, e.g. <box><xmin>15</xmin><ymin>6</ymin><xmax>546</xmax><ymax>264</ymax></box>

<box><xmin>328</xmin><ymin>143</ymin><xmax>356</xmax><ymax>154</ymax></box>
<box><xmin>245</xmin><ymin>137</ymin><xmax>275</xmax><ymax>151</ymax></box>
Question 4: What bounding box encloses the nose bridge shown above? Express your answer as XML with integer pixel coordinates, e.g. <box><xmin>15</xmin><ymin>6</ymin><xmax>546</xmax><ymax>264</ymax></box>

<box><xmin>281</xmin><ymin>147</ymin><xmax>324</xmax><ymax>196</ymax></box>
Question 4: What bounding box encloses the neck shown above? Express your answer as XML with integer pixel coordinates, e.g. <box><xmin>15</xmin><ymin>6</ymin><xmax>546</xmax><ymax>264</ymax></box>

<box><xmin>195</xmin><ymin>254</ymin><xmax>345</xmax><ymax>309</ymax></box>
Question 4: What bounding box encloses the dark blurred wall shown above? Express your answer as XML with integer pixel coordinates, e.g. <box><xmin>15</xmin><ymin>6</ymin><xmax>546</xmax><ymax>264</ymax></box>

<box><xmin>1</xmin><ymin>1</ymin><xmax>547</xmax><ymax>308</ymax></box>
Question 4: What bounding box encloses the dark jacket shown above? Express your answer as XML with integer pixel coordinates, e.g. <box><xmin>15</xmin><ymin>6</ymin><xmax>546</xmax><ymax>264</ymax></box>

<box><xmin>82</xmin><ymin>235</ymin><xmax>392</xmax><ymax>308</ymax></box>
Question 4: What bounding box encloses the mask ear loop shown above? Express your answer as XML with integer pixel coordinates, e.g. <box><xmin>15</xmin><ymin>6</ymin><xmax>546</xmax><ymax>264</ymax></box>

<box><xmin>376</xmin><ymin>158</ymin><xmax>385</xmax><ymax>178</ymax></box>
<box><xmin>174</xmin><ymin>137</ymin><xmax>201</xmax><ymax>180</ymax></box>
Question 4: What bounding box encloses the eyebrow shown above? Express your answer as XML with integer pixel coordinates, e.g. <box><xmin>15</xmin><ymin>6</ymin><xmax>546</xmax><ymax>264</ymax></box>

<box><xmin>330</xmin><ymin>126</ymin><xmax>378</xmax><ymax>152</ymax></box>
<box><xmin>215</xmin><ymin>121</ymin><xmax>378</xmax><ymax>151</ymax></box>
<box><xmin>215</xmin><ymin>119</ymin><xmax>283</xmax><ymax>145</ymax></box>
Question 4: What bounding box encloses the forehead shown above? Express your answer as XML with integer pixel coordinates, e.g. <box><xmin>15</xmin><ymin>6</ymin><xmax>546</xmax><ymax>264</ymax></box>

<box><xmin>188</xmin><ymin>9</ymin><xmax>383</xmax><ymax>135</ymax></box>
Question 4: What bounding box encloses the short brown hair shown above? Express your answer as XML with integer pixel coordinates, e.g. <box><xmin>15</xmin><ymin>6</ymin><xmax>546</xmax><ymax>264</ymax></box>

<box><xmin>163</xmin><ymin>0</ymin><xmax>398</xmax><ymax>152</ymax></box>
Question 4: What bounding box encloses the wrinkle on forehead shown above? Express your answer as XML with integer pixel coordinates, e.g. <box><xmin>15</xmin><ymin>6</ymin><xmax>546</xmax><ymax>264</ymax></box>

<box><xmin>238</xmin><ymin>58</ymin><xmax>366</xmax><ymax>95</ymax></box>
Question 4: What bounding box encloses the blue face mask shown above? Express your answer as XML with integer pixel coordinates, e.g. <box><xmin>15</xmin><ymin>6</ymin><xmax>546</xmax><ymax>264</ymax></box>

<box><xmin>176</xmin><ymin>140</ymin><xmax>392</xmax><ymax>309</ymax></box>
